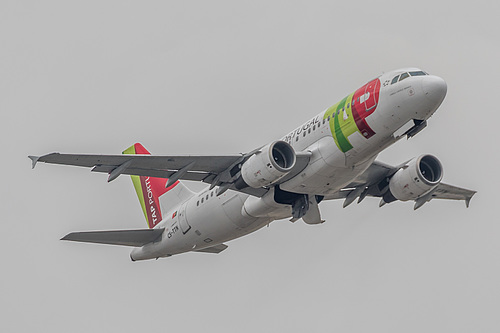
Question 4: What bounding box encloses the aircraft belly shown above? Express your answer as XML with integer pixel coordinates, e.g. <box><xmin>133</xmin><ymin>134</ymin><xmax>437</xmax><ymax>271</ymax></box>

<box><xmin>280</xmin><ymin>133</ymin><xmax>377</xmax><ymax>194</ymax></box>
<box><xmin>221</xmin><ymin>193</ymin><xmax>257</xmax><ymax>228</ymax></box>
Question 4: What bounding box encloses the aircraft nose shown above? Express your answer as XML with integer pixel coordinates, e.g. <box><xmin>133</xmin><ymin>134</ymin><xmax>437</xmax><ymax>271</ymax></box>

<box><xmin>422</xmin><ymin>75</ymin><xmax>447</xmax><ymax>107</ymax></box>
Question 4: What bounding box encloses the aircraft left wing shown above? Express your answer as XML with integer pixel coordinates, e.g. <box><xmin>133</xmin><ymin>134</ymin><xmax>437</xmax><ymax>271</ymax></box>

<box><xmin>324</xmin><ymin>160</ymin><xmax>476</xmax><ymax>210</ymax></box>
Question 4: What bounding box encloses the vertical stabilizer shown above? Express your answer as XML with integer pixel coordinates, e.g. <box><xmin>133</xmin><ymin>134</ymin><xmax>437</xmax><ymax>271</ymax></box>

<box><xmin>123</xmin><ymin>143</ymin><xmax>193</xmax><ymax>228</ymax></box>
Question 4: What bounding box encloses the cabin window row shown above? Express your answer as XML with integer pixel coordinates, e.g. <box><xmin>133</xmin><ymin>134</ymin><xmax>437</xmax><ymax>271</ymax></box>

<box><xmin>295</xmin><ymin>117</ymin><xmax>329</xmax><ymax>142</ymax></box>
<box><xmin>196</xmin><ymin>190</ymin><xmax>215</xmax><ymax>206</ymax></box>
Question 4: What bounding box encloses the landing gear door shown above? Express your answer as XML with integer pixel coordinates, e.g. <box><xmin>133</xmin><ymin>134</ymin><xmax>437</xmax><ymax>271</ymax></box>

<box><xmin>178</xmin><ymin>202</ymin><xmax>191</xmax><ymax>234</ymax></box>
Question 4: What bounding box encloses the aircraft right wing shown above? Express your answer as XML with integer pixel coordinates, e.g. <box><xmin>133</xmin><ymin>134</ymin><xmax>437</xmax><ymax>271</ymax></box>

<box><xmin>29</xmin><ymin>144</ymin><xmax>312</xmax><ymax>198</ymax></box>
<box><xmin>30</xmin><ymin>152</ymin><xmax>240</xmax><ymax>181</ymax></box>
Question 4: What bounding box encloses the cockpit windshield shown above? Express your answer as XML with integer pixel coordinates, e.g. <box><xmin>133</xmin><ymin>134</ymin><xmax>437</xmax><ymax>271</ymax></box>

<box><xmin>391</xmin><ymin>70</ymin><xmax>428</xmax><ymax>84</ymax></box>
<box><xmin>409</xmin><ymin>71</ymin><xmax>428</xmax><ymax>76</ymax></box>
<box><xmin>399</xmin><ymin>72</ymin><xmax>410</xmax><ymax>81</ymax></box>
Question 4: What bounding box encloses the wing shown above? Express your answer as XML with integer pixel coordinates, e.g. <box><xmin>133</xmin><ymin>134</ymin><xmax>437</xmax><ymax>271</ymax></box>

<box><xmin>29</xmin><ymin>149</ymin><xmax>311</xmax><ymax>198</ymax></box>
<box><xmin>324</xmin><ymin>161</ymin><xmax>476</xmax><ymax>209</ymax></box>
<box><xmin>31</xmin><ymin>153</ymin><xmax>240</xmax><ymax>181</ymax></box>
<box><xmin>431</xmin><ymin>183</ymin><xmax>476</xmax><ymax>207</ymax></box>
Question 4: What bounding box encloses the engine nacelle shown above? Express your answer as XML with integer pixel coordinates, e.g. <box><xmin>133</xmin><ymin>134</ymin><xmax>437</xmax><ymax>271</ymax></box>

<box><xmin>240</xmin><ymin>141</ymin><xmax>296</xmax><ymax>188</ymax></box>
<box><xmin>387</xmin><ymin>155</ymin><xmax>443</xmax><ymax>202</ymax></box>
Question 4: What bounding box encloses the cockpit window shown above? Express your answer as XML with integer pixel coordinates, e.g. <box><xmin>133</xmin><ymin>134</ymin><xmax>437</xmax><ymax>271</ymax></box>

<box><xmin>409</xmin><ymin>71</ymin><xmax>428</xmax><ymax>77</ymax></box>
<box><xmin>391</xmin><ymin>75</ymin><xmax>400</xmax><ymax>85</ymax></box>
<box><xmin>399</xmin><ymin>72</ymin><xmax>410</xmax><ymax>81</ymax></box>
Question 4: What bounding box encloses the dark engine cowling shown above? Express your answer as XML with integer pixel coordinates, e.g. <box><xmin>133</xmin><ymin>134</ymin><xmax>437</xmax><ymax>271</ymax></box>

<box><xmin>240</xmin><ymin>141</ymin><xmax>296</xmax><ymax>188</ymax></box>
<box><xmin>386</xmin><ymin>154</ymin><xmax>443</xmax><ymax>202</ymax></box>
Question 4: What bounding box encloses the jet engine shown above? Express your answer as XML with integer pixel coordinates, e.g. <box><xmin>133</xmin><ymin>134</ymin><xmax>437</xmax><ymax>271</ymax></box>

<box><xmin>239</xmin><ymin>141</ymin><xmax>296</xmax><ymax>188</ymax></box>
<box><xmin>385</xmin><ymin>155</ymin><xmax>443</xmax><ymax>202</ymax></box>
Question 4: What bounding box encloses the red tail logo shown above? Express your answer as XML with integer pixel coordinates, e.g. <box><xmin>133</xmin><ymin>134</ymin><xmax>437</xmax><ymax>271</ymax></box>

<box><xmin>123</xmin><ymin>143</ymin><xmax>179</xmax><ymax>228</ymax></box>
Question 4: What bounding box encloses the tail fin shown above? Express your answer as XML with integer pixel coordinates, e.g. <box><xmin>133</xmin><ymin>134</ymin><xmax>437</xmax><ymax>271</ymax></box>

<box><xmin>123</xmin><ymin>143</ymin><xmax>181</xmax><ymax>229</ymax></box>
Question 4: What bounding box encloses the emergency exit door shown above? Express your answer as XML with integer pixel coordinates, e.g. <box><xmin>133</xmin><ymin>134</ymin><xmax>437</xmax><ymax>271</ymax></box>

<box><xmin>178</xmin><ymin>202</ymin><xmax>191</xmax><ymax>234</ymax></box>
<box><xmin>364</xmin><ymin>79</ymin><xmax>379</xmax><ymax>111</ymax></box>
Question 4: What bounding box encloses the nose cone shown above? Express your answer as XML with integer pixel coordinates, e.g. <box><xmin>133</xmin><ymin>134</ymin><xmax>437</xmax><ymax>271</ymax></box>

<box><xmin>422</xmin><ymin>75</ymin><xmax>447</xmax><ymax>108</ymax></box>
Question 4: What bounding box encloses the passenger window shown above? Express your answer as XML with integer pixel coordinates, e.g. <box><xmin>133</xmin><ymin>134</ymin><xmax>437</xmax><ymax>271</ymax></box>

<box><xmin>201</xmin><ymin>198</ymin><xmax>204</xmax><ymax>203</ymax></box>
<box><xmin>323</xmin><ymin>119</ymin><xmax>326</xmax><ymax>124</ymax></box>
<box><xmin>197</xmin><ymin>201</ymin><xmax>199</xmax><ymax>206</ymax></box>
<box><xmin>308</xmin><ymin>128</ymin><xmax>311</xmax><ymax>134</ymax></box>
<box><xmin>206</xmin><ymin>195</ymin><xmax>209</xmax><ymax>200</ymax></box>
<box><xmin>399</xmin><ymin>72</ymin><xmax>410</xmax><ymax>81</ymax></box>
<box><xmin>328</xmin><ymin>116</ymin><xmax>331</xmax><ymax>121</ymax></box>
<box><xmin>296</xmin><ymin>136</ymin><xmax>299</xmax><ymax>142</ymax></box>
<box><xmin>211</xmin><ymin>192</ymin><xmax>214</xmax><ymax>197</ymax></box>
<box><xmin>303</xmin><ymin>131</ymin><xmax>306</xmax><ymax>137</ymax></box>
<box><xmin>312</xmin><ymin>125</ymin><xmax>316</xmax><ymax>131</ymax></box>
<box><xmin>391</xmin><ymin>75</ymin><xmax>400</xmax><ymax>84</ymax></box>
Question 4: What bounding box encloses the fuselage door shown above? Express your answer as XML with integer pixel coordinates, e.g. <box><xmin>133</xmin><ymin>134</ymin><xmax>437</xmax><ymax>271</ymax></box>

<box><xmin>178</xmin><ymin>202</ymin><xmax>191</xmax><ymax>234</ymax></box>
<box><xmin>363</xmin><ymin>79</ymin><xmax>380</xmax><ymax>111</ymax></box>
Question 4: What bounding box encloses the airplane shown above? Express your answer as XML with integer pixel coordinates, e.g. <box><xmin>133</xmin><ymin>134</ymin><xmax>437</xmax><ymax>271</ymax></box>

<box><xmin>29</xmin><ymin>67</ymin><xmax>476</xmax><ymax>261</ymax></box>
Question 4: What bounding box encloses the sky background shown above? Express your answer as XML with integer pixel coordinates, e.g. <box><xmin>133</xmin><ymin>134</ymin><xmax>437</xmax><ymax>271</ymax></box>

<box><xmin>2</xmin><ymin>1</ymin><xmax>499</xmax><ymax>332</ymax></box>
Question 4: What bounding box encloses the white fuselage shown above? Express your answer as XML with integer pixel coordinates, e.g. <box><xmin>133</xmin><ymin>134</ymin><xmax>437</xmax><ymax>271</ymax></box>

<box><xmin>130</xmin><ymin>68</ymin><xmax>447</xmax><ymax>260</ymax></box>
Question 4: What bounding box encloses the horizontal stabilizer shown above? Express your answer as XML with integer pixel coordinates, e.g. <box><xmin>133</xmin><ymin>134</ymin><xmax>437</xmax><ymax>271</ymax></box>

<box><xmin>61</xmin><ymin>228</ymin><xmax>164</xmax><ymax>247</ymax></box>
<box><xmin>194</xmin><ymin>243</ymin><xmax>228</xmax><ymax>254</ymax></box>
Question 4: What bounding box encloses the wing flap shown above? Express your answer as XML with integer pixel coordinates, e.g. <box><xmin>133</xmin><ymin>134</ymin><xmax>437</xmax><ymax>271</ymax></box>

<box><xmin>61</xmin><ymin>228</ymin><xmax>164</xmax><ymax>247</ymax></box>
<box><xmin>91</xmin><ymin>165</ymin><xmax>210</xmax><ymax>182</ymax></box>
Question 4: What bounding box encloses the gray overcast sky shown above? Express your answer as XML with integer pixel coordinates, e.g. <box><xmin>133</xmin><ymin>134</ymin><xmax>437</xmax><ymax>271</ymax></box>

<box><xmin>2</xmin><ymin>1</ymin><xmax>499</xmax><ymax>332</ymax></box>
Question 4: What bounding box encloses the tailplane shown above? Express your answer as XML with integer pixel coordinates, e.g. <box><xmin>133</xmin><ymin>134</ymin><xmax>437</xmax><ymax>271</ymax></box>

<box><xmin>61</xmin><ymin>229</ymin><xmax>164</xmax><ymax>247</ymax></box>
<box><xmin>123</xmin><ymin>143</ymin><xmax>194</xmax><ymax>228</ymax></box>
